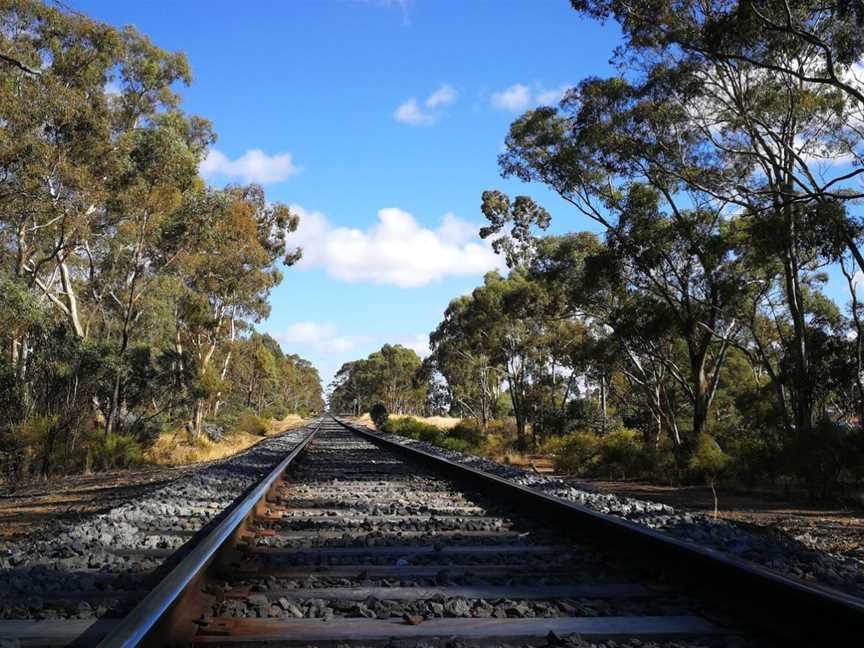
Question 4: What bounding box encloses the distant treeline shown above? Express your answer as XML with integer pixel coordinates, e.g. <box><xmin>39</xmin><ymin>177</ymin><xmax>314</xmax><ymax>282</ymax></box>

<box><xmin>329</xmin><ymin>344</ymin><xmax>427</xmax><ymax>416</ymax></box>
<box><xmin>0</xmin><ymin>2</ymin><xmax>320</xmax><ymax>480</ymax></box>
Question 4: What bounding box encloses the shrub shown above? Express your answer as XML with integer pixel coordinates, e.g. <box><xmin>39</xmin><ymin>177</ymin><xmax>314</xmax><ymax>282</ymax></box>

<box><xmin>449</xmin><ymin>420</ymin><xmax>484</xmax><ymax>446</ymax></box>
<box><xmin>551</xmin><ymin>431</ymin><xmax>599</xmax><ymax>474</ymax></box>
<box><xmin>633</xmin><ymin>440</ymin><xmax>679</xmax><ymax>484</ymax></box>
<box><xmin>236</xmin><ymin>410</ymin><xmax>269</xmax><ymax>436</ymax></box>
<box><xmin>723</xmin><ymin>432</ymin><xmax>783</xmax><ymax>487</ymax></box>
<box><xmin>482</xmin><ymin>419</ymin><xmax>519</xmax><ymax>451</ymax></box>
<box><xmin>370</xmin><ymin>403</ymin><xmax>389</xmax><ymax>429</ymax></box>
<box><xmin>689</xmin><ymin>434</ymin><xmax>730</xmax><ymax>518</ymax></box>
<box><xmin>382</xmin><ymin>417</ymin><xmax>444</xmax><ymax>444</ymax></box>
<box><xmin>597</xmin><ymin>427</ymin><xmax>642</xmax><ymax>479</ymax></box>
<box><xmin>439</xmin><ymin>436</ymin><xmax>473</xmax><ymax>453</ymax></box>
<box><xmin>564</xmin><ymin>398</ymin><xmax>606</xmax><ymax>434</ymax></box>
<box><xmin>128</xmin><ymin>412</ymin><xmax>170</xmax><ymax>447</ymax></box>
<box><xmin>262</xmin><ymin>404</ymin><xmax>288</xmax><ymax>420</ymax></box>
<box><xmin>93</xmin><ymin>433</ymin><xmax>144</xmax><ymax>471</ymax></box>
<box><xmin>786</xmin><ymin>418</ymin><xmax>856</xmax><ymax>498</ymax></box>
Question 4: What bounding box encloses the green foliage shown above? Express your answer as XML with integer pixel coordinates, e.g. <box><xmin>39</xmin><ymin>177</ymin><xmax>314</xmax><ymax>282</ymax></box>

<box><xmin>548</xmin><ymin>426</ymin><xmax>676</xmax><ymax>481</ymax></box>
<box><xmin>438</xmin><ymin>437</ymin><xmax>474</xmax><ymax>453</ymax></box>
<box><xmin>381</xmin><ymin>418</ymin><xmax>444</xmax><ymax>445</ymax></box>
<box><xmin>0</xmin><ymin>3</ymin><xmax>319</xmax><ymax>481</ymax></box>
<box><xmin>597</xmin><ymin>428</ymin><xmax>642</xmax><ymax>479</ymax></box>
<box><xmin>370</xmin><ymin>403</ymin><xmax>389</xmax><ymax>429</ymax></box>
<box><xmin>330</xmin><ymin>345</ymin><xmax>426</xmax><ymax>416</ymax></box>
<box><xmin>784</xmin><ymin>420</ymin><xmax>864</xmax><ymax>497</ymax></box>
<box><xmin>688</xmin><ymin>435</ymin><xmax>730</xmax><ymax>483</ymax></box>
<box><xmin>235</xmin><ymin>411</ymin><xmax>269</xmax><ymax>437</ymax></box>
<box><xmin>548</xmin><ymin>431</ymin><xmax>599</xmax><ymax>474</ymax></box>
<box><xmin>449</xmin><ymin>420</ymin><xmax>484</xmax><ymax>446</ymax></box>
<box><xmin>261</xmin><ymin>405</ymin><xmax>288</xmax><ymax>420</ymax></box>
<box><xmin>93</xmin><ymin>433</ymin><xmax>144</xmax><ymax>471</ymax></box>
<box><xmin>688</xmin><ymin>433</ymin><xmax>730</xmax><ymax>517</ymax></box>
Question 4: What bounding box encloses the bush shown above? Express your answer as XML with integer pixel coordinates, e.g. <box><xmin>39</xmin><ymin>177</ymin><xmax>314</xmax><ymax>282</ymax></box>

<box><xmin>381</xmin><ymin>417</ymin><xmax>444</xmax><ymax>444</ymax></box>
<box><xmin>203</xmin><ymin>422</ymin><xmax>226</xmax><ymax>442</ymax></box>
<box><xmin>128</xmin><ymin>412</ymin><xmax>170</xmax><ymax>447</ymax></box>
<box><xmin>723</xmin><ymin>432</ymin><xmax>782</xmax><ymax>486</ymax></box>
<box><xmin>450</xmin><ymin>420</ymin><xmax>484</xmax><ymax>447</ymax></box>
<box><xmin>551</xmin><ymin>431</ymin><xmax>599</xmax><ymax>474</ymax></box>
<box><xmin>236</xmin><ymin>410</ymin><xmax>269</xmax><ymax>436</ymax></box>
<box><xmin>597</xmin><ymin>427</ymin><xmax>642</xmax><ymax>479</ymax></box>
<box><xmin>689</xmin><ymin>434</ymin><xmax>730</xmax><ymax>518</ymax></box>
<box><xmin>564</xmin><ymin>398</ymin><xmax>606</xmax><ymax>434</ymax></box>
<box><xmin>262</xmin><ymin>404</ymin><xmax>288</xmax><ymax>420</ymax></box>
<box><xmin>439</xmin><ymin>436</ymin><xmax>473</xmax><ymax>453</ymax></box>
<box><xmin>482</xmin><ymin>419</ymin><xmax>519</xmax><ymax>451</ymax></box>
<box><xmin>370</xmin><ymin>403</ymin><xmax>389</xmax><ymax>429</ymax></box>
<box><xmin>786</xmin><ymin>419</ymin><xmax>857</xmax><ymax>498</ymax></box>
<box><xmin>93</xmin><ymin>433</ymin><xmax>144</xmax><ymax>471</ymax></box>
<box><xmin>548</xmin><ymin>426</ymin><xmax>660</xmax><ymax>480</ymax></box>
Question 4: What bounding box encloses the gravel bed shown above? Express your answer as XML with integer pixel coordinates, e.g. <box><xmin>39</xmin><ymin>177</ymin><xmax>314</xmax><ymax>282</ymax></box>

<box><xmin>0</xmin><ymin>425</ymin><xmax>313</xmax><ymax>620</ymax></box>
<box><xmin>344</xmin><ymin>421</ymin><xmax>864</xmax><ymax>599</ymax></box>
<box><xmin>314</xmin><ymin>639</ymin><xmax>748</xmax><ymax>648</ymax></box>
<box><xmin>229</xmin><ymin>422</ymin><xmax>771</xmax><ymax>648</ymax></box>
<box><xmin>208</xmin><ymin>592</ymin><xmax>696</xmax><ymax>621</ymax></box>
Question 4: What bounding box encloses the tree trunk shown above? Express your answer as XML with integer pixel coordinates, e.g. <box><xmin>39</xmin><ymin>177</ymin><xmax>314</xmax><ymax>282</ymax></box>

<box><xmin>692</xmin><ymin>362</ymin><xmax>709</xmax><ymax>440</ymax></box>
<box><xmin>779</xmin><ymin>193</ymin><xmax>812</xmax><ymax>435</ymax></box>
<box><xmin>599</xmin><ymin>372</ymin><xmax>607</xmax><ymax>434</ymax></box>
<box><xmin>191</xmin><ymin>399</ymin><xmax>205</xmax><ymax>441</ymax></box>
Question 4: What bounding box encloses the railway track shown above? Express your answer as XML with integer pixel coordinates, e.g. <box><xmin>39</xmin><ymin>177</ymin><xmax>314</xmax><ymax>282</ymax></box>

<box><xmin>8</xmin><ymin>416</ymin><xmax>864</xmax><ymax>646</ymax></box>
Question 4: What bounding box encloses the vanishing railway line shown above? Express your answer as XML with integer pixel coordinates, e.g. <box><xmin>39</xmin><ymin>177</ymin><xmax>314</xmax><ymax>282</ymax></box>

<box><xmin>12</xmin><ymin>416</ymin><xmax>864</xmax><ymax>646</ymax></box>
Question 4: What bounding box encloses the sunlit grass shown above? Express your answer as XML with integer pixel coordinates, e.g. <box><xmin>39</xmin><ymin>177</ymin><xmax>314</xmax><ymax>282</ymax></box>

<box><xmin>144</xmin><ymin>415</ymin><xmax>306</xmax><ymax>466</ymax></box>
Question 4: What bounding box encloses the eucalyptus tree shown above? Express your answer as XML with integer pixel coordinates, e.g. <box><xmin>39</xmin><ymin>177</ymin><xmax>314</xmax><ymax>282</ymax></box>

<box><xmin>485</xmin><ymin>76</ymin><xmax>747</xmax><ymax>450</ymax></box>
<box><xmin>279</xmin><ymin>354</ymin><xmax>324</xmax><ymax>415</ymax></box>
<box><xmin>567</xmin><ymin>0</ymin><xmax>864</xmax><ymax>438</ymax></box>
<box><xmin>427</xmin><ymin>294</ymin><xmax>505</xmax><ymax>428</ymax></box>
<box><xmin>177</xmin><ymin>185</ymin><xmax>299</xmax><ymax>438</ymax></box>
<box><xmin>329</xmin><ymin>345</ymin><xmax>426</xmax><ymax>415</ymax></box>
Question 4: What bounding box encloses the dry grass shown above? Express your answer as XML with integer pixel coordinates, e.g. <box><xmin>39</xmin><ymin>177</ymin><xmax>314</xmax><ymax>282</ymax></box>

<box><xmin>349</xmin><ymin>413</ymin><xmax>375</xmax><ymax>427</ymax></box>
<box><xmin>393</xmin><ymin>414</ymin><xmax>462</xmax><ymax>430</ymax></box>
<box><xmin>350</xmin><ymin>413</ymin><xmax>462</xmax><ymax>431</ymax></box>
<box><xmin>144</xmin><ymin>415</ymin><xmax>306</xmax><ymax>466</ymax></box>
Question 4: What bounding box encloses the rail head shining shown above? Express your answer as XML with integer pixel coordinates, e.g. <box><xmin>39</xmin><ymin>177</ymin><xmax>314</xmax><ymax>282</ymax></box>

<box><xmin>96</xmin><ymin>420</ymin><xmax>320</xmax><ymax>648</ymax></box>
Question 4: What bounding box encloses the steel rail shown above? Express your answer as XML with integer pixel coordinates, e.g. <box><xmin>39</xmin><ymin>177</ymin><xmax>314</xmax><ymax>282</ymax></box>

<box><xmin>334</xmin><ymin>416</ymin><xmax>864</xmax><ymax>642</ymax></box>
<box><xmin>95</xmin><ymin>419</ymin><xmax>321</xmax><ymax>648</ymax></box>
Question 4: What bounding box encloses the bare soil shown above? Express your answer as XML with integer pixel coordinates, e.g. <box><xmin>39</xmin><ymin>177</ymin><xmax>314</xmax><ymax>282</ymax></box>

<box><xmin>575</xmin><ymin>477</ymin><xmax>864</xmax><ymax>559</ymax></box>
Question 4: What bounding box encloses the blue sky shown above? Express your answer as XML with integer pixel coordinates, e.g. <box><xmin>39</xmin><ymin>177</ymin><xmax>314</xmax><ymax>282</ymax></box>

<box><xmin>76</xmin><ymin>0</ymin><xmax>859</xmax><ymax>389</ymax></box>
<box><xmin>74</xmin><ymin>0</ymin><xmax>621</xmax><ymax>386</ymax></box>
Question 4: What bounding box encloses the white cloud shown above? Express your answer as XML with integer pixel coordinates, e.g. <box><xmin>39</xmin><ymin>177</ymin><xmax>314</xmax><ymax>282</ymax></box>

<box><xmin>274</xmin><ymin>322</ymin><xmax>357</xmax><ymax>354</ymax></box>
<box><xmin>853</xmin><ymin>271</ymin><xmax>864</xmax><ymax>295</ymax></box>
<box><xmin>491</xmin><ymin>84</ymin><xmax>532</xmax><ymax>112</ymax></box>
<box><xmin>536</xmin><ymin>84</ymin><xmax>569</xmax><ymax>105</ymax></box>
<box><xmin>200</xmin><ymin>148</ymin><xmax>300</xmax><ymax>184</ymax></box>
<box><xmin>394</xmin><ymin>84</ymin><xmax>458</xmax><ymax>126</ymax></box>
<box><xmin>491</xmin><ymin>82</ymin><xmax>569</xmax><ymax>112</ymax></box>
<box><xmin>394</xmin><ymin>98</ymin><xmax>436</xmax><ymax>126</ymax></box>
<box><xmin>399</xmin><ymin>333</ymin><xmax>431</xmax><ymax>358</ymax></box>
<box><xmin>426</xmin><ymin>84</ymin><xmax>457</xmax><ymax>109</ymax></box>
<box><xmin>290</xmin><ymin>205</ymin><xmax>504</xmax><ymax>287</ymax></box>
<box><xmin>437</xmin><ymin>211</ymin><xmax>477</xmax><ymax>245</ymax></box>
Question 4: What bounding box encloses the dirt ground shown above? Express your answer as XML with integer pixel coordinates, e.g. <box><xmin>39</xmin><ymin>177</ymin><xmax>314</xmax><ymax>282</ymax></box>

<box><xmin>575</xmin><ymin>477</ymin><xmax>864</xmax><ymax>559</ymax></box>
<box><xmin>0</xmin><ymin>464</ymin><xmax>194</xmax><ymax>540</ymax></box>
